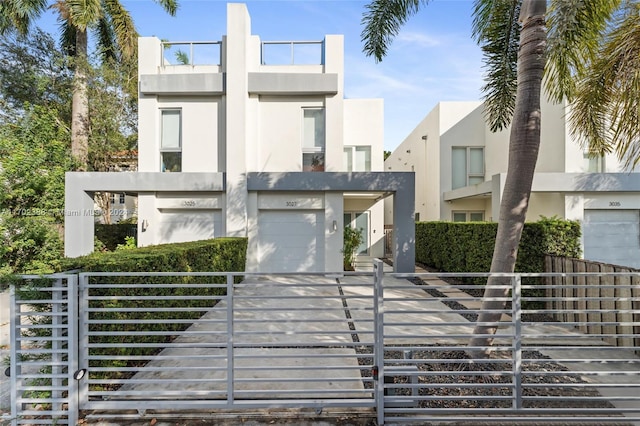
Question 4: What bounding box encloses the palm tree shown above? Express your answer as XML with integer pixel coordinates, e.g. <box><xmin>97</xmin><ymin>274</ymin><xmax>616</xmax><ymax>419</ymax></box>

<box><xmin>0</xmin><ymin>0</ymin><xmax>178</xmax><ymax>170</ymax></box>
<box><xmin>361</xmin><ymin>0</ymin><xmax>636</xmax><ymax>355</ymax></box>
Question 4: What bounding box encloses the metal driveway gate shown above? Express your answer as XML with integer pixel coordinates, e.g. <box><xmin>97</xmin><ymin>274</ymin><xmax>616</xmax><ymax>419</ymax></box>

<box><xmin>76</xmin><ymin>271</ymin><xmax>378</xmax><ymax>422</ymax></box>
<box><xmin>6</xmin><ymin>262</ymin><xmax>640</xmax><ymax>425</ymax></box>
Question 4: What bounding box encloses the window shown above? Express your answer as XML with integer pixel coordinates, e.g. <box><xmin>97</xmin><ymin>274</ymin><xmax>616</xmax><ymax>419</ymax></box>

<box><xmin>584</xmin><ymin>151</ymin><xmax>605</xmax><ymax>173</ymax></box>
<box><xmin>161</xmin><ymin>109</ymin><xmax>182</xmax><ymax>172</ymax></box>
<box><xmin>109</xmin><ymin>193</ymin><xmax>115</xmax><ymax>204</ymax></box>
<box><xmin>452</xmin><ymin>211</ymin><xmax>485</xmax><ymax>222</ymax></box>
<box><xmin>119</xmin><ymin>194</ymin><xmax>126</xmax><ymax>204</ymax></box>
<box><xmin>343</xmin><ymin>146</ymin><xmax>371</xmax><ymax>171</ymax></box>
<box><xmin>452</xmin><ymin>147</ymin><xmax>484</xmax><ymax>189</ymax></box>
<box><xmin>302</xmin><ymin>108</ymin><xmax>325</xmax><ymax>171</ymax></box>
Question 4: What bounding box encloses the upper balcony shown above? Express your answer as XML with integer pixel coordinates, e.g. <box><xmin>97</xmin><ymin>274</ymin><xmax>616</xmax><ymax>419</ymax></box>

<box><xmin>160</xmin><ymin>40</ymin><xmax>223</xmax><ymax>74</ymax></box>
<box><xmin>138</xmin><ymin>3</ymin><xmax>342</xmax><ymax>97</ymax></box>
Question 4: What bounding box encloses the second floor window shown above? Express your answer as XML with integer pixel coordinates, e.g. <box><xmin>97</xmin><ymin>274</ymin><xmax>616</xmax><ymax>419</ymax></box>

<box><xmin>584</xmin><ymin>151</ymin><xmax>605</xmax><ymax>173</ymax></box>
<box><xmin>453</xmin><ymin>211</ymin><xmax>485</xmax><ymax>222</ymax></box>
<box><xmin>302</xmin><ymin>108</ymin><xmax>325</xmax><ymax>172</ymax></box>
<box><xmin>344</xmin><ymin>146</ymin><xmax>371</xmax><ymax>171</ymax></box>
<box><xmin>119</xmin><ymin>193</ymin><xmax>126</xmax><ymax>204</ymax></box>
<box><xmin>161</xmin><ymin>109</ymin><xmax>182</xmax><ymax>172</ymax></box>
<box><xmin>452</xmin><ymin>146</ymin><xmax>484</xmax><ymax>189</ymax></box>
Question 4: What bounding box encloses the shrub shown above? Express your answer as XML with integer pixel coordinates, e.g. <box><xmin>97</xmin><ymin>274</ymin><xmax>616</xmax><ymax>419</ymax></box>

<box><xmin>343</xmin><ymin>226</ymin><xmax>364</xmax><ymax>270</ymax></box>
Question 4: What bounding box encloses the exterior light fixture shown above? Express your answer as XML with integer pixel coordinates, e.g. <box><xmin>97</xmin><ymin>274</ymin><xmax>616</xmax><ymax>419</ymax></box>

<box><xmin>332</xmin><ymin>220</ymin><xmax>338</xmax><ymax>232</ymax></box>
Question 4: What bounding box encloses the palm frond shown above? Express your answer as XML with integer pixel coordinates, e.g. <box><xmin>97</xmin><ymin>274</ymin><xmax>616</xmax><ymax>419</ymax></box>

<box><xmin>95</xmin><ymin>16</ymin><xmax>117</xmax><ymax>62</ymax></box>
<box><xmin>102</xmin><ymin>0</ymin><xmax>138</xmax><ymax>60</ymax></box>
<box><xmin>0</xmin><ymin>0</ymin><xmax>48</xmax><ymax>36</ymax></box>
<box><xmin>154</xmin><ymin>0</ymin><xmax>178</xmax><ymax>16</ymax></box>
<box><xmin>569</xmin><ymin>2</ymin><xmax>640</xmax><ymax>167</ymax></box>
<box><xmin>58</xmin><ymin>18</ymin><xmax>77</xmax><ymax>57</ymax></box>
<box><xmin>546</xmin><ymin>0</ymin><xmax>622</xmax><ymax>103</ymax></box>
<box><xmin>67</xmin><ymin>0</ymin><xmax>102</xmax><ymax>30</ymax></box>
<box><xmin>472</xmin><ymin>0</ymin><xmax>521</xmax><ymax>132</ymax></box>
<box><xmin>361</xmin><ymin>0</ymin><xmax>431</xmax><ymax>62</ymax></box>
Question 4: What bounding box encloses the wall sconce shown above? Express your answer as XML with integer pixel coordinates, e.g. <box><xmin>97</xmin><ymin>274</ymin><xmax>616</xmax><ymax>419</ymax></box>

<box><xmin>332</xmin><ymin>220</ymin><xmax>338</xmax><ymax>232</ymax></box>
<box><xmin>141</xmin><ymin>219</ymin><xmax>149</xmax><ymax>232</ymax></box>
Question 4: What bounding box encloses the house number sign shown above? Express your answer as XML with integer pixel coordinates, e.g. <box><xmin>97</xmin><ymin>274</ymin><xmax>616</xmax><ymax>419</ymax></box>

<box><xmin>182</xmin><ymin>200</ymin><xmax>197</xmax><ymax>207</ymax></box>
<box><xmin>286</xmin><ymin>201</ymin><xmax>298</xmax><ymax>207</ymax></box>
<box><xmin>609</xmin><ymin>201</ymin><xmax>621</xmax><ymax>207</ymax></box>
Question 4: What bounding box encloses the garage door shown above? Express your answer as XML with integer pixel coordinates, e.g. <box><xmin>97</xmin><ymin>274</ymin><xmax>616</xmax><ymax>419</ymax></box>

<box><xmin>583</xmin><ymin>210</ymin><xmax>640</xmax><ymax>268</ymax></box>
<box><xmin>158</xmin><ymin>209</ymin><xmax>222</xmax><ymax>244</ymax></box>
<box><xmin>258</xmin><ymin>210</ymin><xmax>324</xmax><ymax>273</ymax></box>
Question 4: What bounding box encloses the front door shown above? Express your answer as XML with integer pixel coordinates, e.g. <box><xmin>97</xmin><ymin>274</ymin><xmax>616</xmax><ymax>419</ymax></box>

<box><xmin>344</xmin><ymin>211</ymin><xmax>369</xmax><ymax>255</ymax></box>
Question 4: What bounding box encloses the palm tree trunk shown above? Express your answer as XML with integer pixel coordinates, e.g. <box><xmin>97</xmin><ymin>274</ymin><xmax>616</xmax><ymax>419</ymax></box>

<box><xmin>470</xmin><ymin>0</ymin><xmax>547</xmax><ymax>357</ymax></box>
<box><xmin>71</xmin><ymin>28</ymin><xmax>89</xmax><ymax>171</ymax></box>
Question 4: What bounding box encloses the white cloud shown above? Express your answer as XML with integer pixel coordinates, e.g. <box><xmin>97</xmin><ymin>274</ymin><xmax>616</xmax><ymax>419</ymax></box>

<box><xmin>396</xmin><ymin>31</ymin><xmax>442</xmax><ymax>48</ymax></box>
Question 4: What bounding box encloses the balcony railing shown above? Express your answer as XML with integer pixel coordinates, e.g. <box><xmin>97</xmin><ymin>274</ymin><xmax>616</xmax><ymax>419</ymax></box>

<box><xmin>261</xmin><ymin>40</ymin><xmax>324</xmax><ymax>65</ymax></box>
<box><xmin>161</xmin><ymin>41</ymin><xmax>222</xmax><ymax>66</ymax></box>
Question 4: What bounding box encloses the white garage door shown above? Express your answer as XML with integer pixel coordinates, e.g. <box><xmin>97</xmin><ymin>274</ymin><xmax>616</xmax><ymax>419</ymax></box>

<box><xmin>583</xmin><ymin>209</ymin><xmax>640</xmax><ymax>268</ymax></box>
<box><xmin>258</xmin><ymin>210</ymin><xmax>324</xmax><ymax>273</ymax></box>
<box><xmin>158</xmin><ymin>209</ymin><xmax>222</xmax><ymax>244</ymax></box>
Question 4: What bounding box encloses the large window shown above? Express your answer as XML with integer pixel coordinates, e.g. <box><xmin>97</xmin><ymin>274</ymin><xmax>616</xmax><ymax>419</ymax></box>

<box><xmin>452</xmin><ymin>211</ymin><xmax>485</xmax><ymax>222</ymax></box>
<box><xmin>161</xmin><ymin>109</ymin><xmax>182</xmax><ymax>172</ymax></box>
<box><xmin>452</xmin><ymin>147</ymin><xmax>484</xmax><ymax>189</ymax></box>
<box><xmin>344</xmin><ymin>146</ymin><xmax>371</xmax><ymax>171</ymax></box>
<box><xmin>584</xmin><ymin>151</ymin><xmax>605</xmax><ymax>173</ymax></box>
<box><xmin>302</xmin><ymin>108</ymin><xmax>325</xmax><ymax>171</ymax></box>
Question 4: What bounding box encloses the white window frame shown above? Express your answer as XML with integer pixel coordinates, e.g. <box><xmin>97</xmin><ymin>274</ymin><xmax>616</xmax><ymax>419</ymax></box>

<box><xmin>302</xmin><ymin>107</ymin><xmax>325</xmax><ymax>172</ymax></box>
<box><xmin>343</xmin><ymin>146</ymin><xmax>372</xmax><ymax>171</ymax></box>
<box><xmin>452</xmin><ymin>146</ymin><xmax>484</xmax><ymax>189</ymax></box>
<box><xmin>160</xmin><ymin>109</ymin><xmax>182</xmax><ymax>172</ymax></box>
<box><xmin>583</xmin><ymin>151</ymin><xmax>605</xmax><ymax>173</ymax></box>
<box><xmin>452</xmin><ymin>211</ymin><xmax>485</xmax><ymax>222</ymax></box>
<box><xmin>119</xmin><ymin>193</ymin><xmax>126</xmax><ymax>204</ymax></box>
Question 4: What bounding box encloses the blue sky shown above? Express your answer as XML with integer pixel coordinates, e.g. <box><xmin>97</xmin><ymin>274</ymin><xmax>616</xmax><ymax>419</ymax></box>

<box><xmin>36</xmin><ymin>0</ymin><xmax>484</xmax><ymax>151</ymax></box>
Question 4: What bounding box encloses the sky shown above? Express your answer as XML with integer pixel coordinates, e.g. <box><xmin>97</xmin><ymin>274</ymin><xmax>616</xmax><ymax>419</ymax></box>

<box><xmin>35</xmin><ymin>0</ymin><xmax>485</xmax><ymax>152</ymax></box>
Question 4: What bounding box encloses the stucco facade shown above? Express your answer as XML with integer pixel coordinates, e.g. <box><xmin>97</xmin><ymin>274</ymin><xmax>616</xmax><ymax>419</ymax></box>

<box><xmin>386</xmin><ymin>97</ymin><xmax>640</xmax><ymax>269</ymax></box>
<box><xmin>65</xmin><ymin>3</ymin><xmax>415</xmax><ymax>273</ymax></box>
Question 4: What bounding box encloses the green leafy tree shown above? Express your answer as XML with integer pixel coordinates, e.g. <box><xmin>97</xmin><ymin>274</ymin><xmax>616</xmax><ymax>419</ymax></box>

<box><xmin>361</xmin><ymin>0</ymin><xmax>635</xmax><ymax>354</ymax></box>
<box><xmin>0</xmin><ymin>0</ymin><xmax>178</xmax><ymax>170</ymax></box>
<box><xmin>0</xmin><ymin>105</ymin><xmax>73</xmax><ymax>273</ymax></box>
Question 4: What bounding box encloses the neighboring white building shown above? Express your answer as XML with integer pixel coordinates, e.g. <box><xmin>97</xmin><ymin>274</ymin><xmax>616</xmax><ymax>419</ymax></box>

<box><xmin>385</xmin><ymin>97</ymin><xmax>640</xmax><ymax>269</ymax></box>
<box><xmin>65</xmin><ymin>3</ymin><xmax>415</xmax><ymax>273</ymax></box>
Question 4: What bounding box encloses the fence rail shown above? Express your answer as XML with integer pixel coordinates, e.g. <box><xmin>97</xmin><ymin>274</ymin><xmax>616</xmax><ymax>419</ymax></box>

<box><xmin>5</xmin><ymin>262</ymin><xmax>640</xmax><ymax>425</ymax></box>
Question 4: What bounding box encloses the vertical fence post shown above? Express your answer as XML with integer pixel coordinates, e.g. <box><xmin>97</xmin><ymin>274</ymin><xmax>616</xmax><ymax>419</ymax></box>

<box><xmin>67</xmin><ymin>275</ymin><xmax>79</xmax><ymax>426</ymax></box>
<box><xmin>226</xmin><ymin>273</ymin><xmax>235</xmax><ymax>407</ymax></box>
<box><xmin>9</xmin><ymin>283</ymin><xmax>18</xmax><ymax>426</ymax></box>
<box><xmin>77</xmin><ymin>274</ymin><xmax>89</xmax><ymax>411</ymax></box>
<box><xmin>373</xmin><ymin>259</ymin><xmax>385</xmax><ymax>425</ymax></box>
<box><xmin>512</xmin><ymin>275</ymin><xmax>523</xmax><ymax>410</ymax></box>
<box><xmin>51</xmin><ymin>279</ymin><xmax>63</xmax><ymax>414</ymax></box>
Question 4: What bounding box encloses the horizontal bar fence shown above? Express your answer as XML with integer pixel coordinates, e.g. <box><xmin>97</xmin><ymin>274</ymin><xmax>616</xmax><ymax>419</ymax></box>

<box><xmin>6</xmin><ymin>260</ymin><xmax>640</xmax><ymax>425</ymax></box>
<box><xmin>382</xmin><ymin>264</ymin><xmax>640</xmax><ymax>424</ymax></box>
<box><xmin>8</xmin><ymin>274</ymin><xmax>78</xmax><ymax>426</ymax></box>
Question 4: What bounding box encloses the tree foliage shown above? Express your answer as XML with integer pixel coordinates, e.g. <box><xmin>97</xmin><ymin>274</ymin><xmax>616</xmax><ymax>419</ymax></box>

<box><xmin>0</xmin><ymin>105</ymin><xmax>73</xmax><ymax>273</ymax></box>
<box><xmin>0</xmin><ymin>30</ymin><xmax>139</xmax><ymax>273</ymax></box>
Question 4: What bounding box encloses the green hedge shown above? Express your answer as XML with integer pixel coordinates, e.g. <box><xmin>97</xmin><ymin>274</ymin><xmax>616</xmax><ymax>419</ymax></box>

<box><xmin>416</xmin><ymin>217</ymin><xmax>581</xmax><ymax>274</ymax></box>
<box><xmin>94</xmin><ymin>223</ymin><xmax>138</xmax><ymax>251</ymax></box>
<box><xmin>54</xmin><ymin>238</ymin><xmax>247</xmax><ymax>389</ymax></box>
<box><xmin>61</xmin><ymin>237</ymin><xmax>247</xmax><ymax>273</ymax></box>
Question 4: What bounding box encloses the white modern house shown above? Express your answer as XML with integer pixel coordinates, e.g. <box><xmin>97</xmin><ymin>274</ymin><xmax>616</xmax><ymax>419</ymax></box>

<box><xmin>65</xmin><ymin>3</ymin><xmax>415</xmax><ymax>273</ymax></box>
<box><xmin>385</xmin><ymin>97</ymin><xmax>640</xmax><ymax>269</ymax></box>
